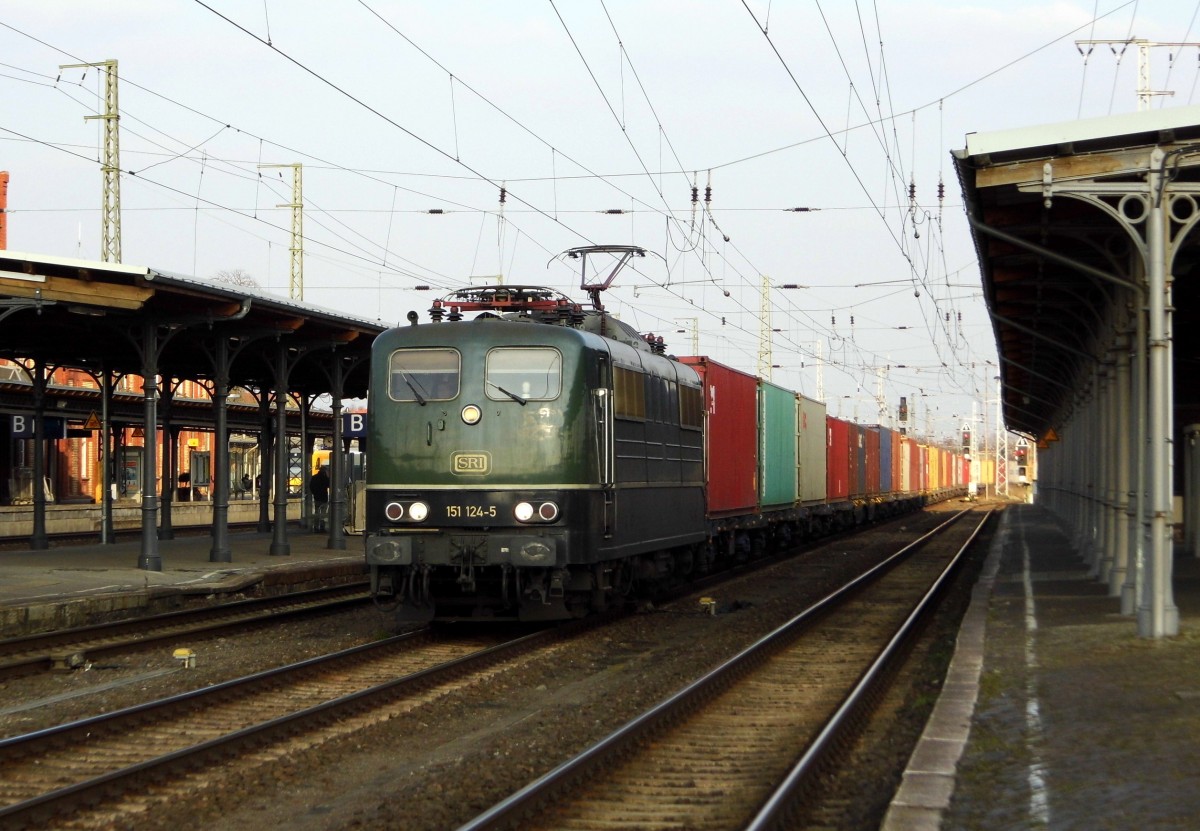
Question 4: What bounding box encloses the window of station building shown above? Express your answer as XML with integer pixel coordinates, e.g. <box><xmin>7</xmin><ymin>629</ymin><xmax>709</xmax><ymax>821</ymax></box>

<box><xmin>389</xmin><ymin>348</ymin><xmax>460</xmax><ymax>402</ymax></box>
<box><xmin>613</xmin><ymin>365</ymin><xmax>646</xmax><ymax>420</ymax></box>
<box><xmin>485</xmin><ymin>347</ymin><xmax>562</xmax><ymax>402</ymax></box>
<box><xmin>678</xmin><ymin>384</ymin><xmax>702</xmax><ymax>430</ymax></box>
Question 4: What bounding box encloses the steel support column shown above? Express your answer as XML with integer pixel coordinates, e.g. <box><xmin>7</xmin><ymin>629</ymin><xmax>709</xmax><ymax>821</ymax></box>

<box><xmin>100</xmin><ymin>367</ymin><xmax>115</xmax><ymax>544</ymax></box>
<box><xmin>257</xmin><ymin>392</ymin><xmax>272</xmax><ymax>533</ymax></box>
<box><xmin>270</xmin><ymin>343</ymin><xmax>292</xmax><ymax>557</ymax></box>
<box><xmin>159</xmin><ymin>387</ymin><xmax>175</xmax><ymax>541</ymax></box>
<box><xmin>1110</xmin><ymin>334</ymin><xmax>1131</xmax><ymax>596</ymax></box>
<box><xmin>1100</xmin><ymin>353</ymin><xmax>1118</xmax><ymax>582</ymax></box>
<box><xmin>328</xmin><ymin>357</ymin><xmax>347</xmax><ymax>551</ymax></box>
<box><xmin>139</xmin><ymin>321</ymin><xmax>161</xmax><ymax>571</ymax></box>
<box><xmin>1140</xmin><ymin>150</ymin><xmax>1179</xmax><ymax>636</ymax></box>
<box><xmin>210</xmin><ymin>336</ymin><xmax>234</xmax><ymax>563</ymax></box>
<box><xmin>1124</xmin><ymin>295</ymin><xmax>1147</xmax><ymax>616</ymax></box>
<box><xmin>29</xmin><ymin>357</ymin><xmax>47</xmax><ymax>550</ymax></box>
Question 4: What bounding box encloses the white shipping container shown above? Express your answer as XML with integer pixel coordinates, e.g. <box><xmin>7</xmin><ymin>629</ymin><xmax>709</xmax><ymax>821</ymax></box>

<box><xmin>796</xmin><ymin>393</ymin><xmax>827</xmax><ymax>505</ymax></box>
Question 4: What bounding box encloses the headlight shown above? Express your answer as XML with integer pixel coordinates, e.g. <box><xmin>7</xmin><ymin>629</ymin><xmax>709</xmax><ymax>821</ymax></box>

<box><xmin>384</xmin><ymin>502</ymin><xmax>404</xmax><ymax>522</ymax></box>
<box><xmin>514</xmin><ymin>500</ymin><xmax>558</xmax><ymax>523</ymax></box>
<box><xmin>408</xmin><ymin>501</ymin><xmax>429</xmax><ymax>522</ymax></box>
<box><xmin>461</xmin><ymin>404</ymin><xmax>482</xmax><ymax>425</ymax></box>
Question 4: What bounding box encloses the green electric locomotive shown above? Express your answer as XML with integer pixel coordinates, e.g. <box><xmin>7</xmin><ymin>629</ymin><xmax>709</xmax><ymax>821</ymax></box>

<box><xmin>364</xmin><ymin>283</ymin><xmax>706</xmax><ymax>621</ymax></box>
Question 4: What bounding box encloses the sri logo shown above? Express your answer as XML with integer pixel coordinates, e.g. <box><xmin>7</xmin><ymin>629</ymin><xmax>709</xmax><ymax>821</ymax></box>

<box><xmin>452</xmin><ymin>452</ymin><xmax>490</xmax><ymax>474</ymax></box>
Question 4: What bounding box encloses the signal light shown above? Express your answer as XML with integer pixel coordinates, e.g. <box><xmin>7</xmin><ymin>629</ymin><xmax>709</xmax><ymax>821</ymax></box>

<box><xmin>514</xmin><ymin>501</ymin><xmax>560</xmax><ymax>524</ymax></box>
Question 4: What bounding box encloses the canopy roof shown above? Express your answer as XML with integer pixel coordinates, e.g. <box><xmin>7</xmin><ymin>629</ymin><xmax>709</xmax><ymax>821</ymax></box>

<box><xmin>954</xmin><ymin>106</ymin><xmax>1200</xmax><ymax>437</ymax></box>
<box><xmin>0</xmin><ymin>251</ymin><xmax>387</xmax><ymax>397</ymax></box>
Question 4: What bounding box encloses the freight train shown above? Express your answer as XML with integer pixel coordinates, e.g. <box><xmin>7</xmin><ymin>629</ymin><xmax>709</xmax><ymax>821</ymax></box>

<box><xmin>364</xmin><ymin>281</ymin><xmax>967</xmax><ymax>622</ymax></box>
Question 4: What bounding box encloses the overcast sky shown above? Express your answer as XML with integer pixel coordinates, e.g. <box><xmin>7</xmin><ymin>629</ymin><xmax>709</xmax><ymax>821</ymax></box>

<box><xmin>1</xmin><ymin>1</ymin><xmax>1196</xmax><ymax>438</ymax></box>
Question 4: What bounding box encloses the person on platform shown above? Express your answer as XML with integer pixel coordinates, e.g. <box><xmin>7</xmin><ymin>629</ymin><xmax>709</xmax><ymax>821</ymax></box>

<box><xmin>310</xmin><ymin>465</ymin><xmax>330</xmax><ymax>532</ymax></box>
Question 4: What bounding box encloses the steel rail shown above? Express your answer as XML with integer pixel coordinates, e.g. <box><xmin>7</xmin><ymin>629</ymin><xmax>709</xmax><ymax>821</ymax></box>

<box><xmin>0</xmin><ymin>625</ymin><xmax>562</xmax><ymax>826</ymax></box>
<box><xmin>745</xmin><ymin>509</ymin><xmax>993</xmax><ymax>830</ymax></box>
<box><xmin>0</xmin><ymin>580</ymin><xmax>370</xmax><ymax>677</ymax></box>
<box><xmin>457</xmin><ymin>508</ymin><xmax>975</xmax><ymax>831</ymax></box>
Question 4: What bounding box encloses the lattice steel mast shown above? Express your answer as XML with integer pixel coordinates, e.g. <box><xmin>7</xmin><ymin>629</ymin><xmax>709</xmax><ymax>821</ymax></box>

<box><xmin>758</xmin><ymin>275</ymin><xmax>772</xmax><ymax>380</ymax></box>
<box><xmin>62</xmin><ymin>60</ymin><xmax>121</xmax><ymax>262</ymax></box>
<box><xmin>260</xmin><ymin>163</ymin><xmax>304</xmax><ymax>300</ymax></box>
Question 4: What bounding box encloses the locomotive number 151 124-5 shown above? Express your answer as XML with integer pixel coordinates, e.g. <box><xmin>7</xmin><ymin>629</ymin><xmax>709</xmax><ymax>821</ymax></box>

<box><xmin>445</xmin><ymin>504</ymin><xmax>498</xmax><ymax>519</ymax></box>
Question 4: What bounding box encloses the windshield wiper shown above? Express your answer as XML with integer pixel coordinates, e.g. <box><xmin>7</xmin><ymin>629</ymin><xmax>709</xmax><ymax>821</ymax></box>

<box><xmin>488</xmin><ymin>381</ymin><xmax>527</xmax><ymax>405</ymax></box>
<box><xmin>400</xmin><ymin>372</ymin><xmax>427</xmax><ymax>406</ymax></box>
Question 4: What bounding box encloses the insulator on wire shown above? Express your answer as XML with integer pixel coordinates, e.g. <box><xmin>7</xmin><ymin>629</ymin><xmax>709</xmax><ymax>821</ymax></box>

<box><xmin>691</xmin><ymin>186</ymin><xmax>699</xmax><ymax>204</ymax></box>
<box><xmin>499</xmin><ymin>186</ymin><xmax>506</xmax><ymax>204</ymax></box>
<box><xmin>908</xmin><ymin>181</ymin><xmax>916</xmax><ymax>201</ymax></box>
<box><xmin>704</xmin><ymin>186</ymin><xmax>712</xmax><ymax>203</ymax></box>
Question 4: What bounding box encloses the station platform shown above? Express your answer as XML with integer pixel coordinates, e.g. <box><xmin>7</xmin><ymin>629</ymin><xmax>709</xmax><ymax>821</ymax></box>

<box><xmin>0</xmin><ymin>530</ymin><xmax>365</xmax><ymax>637</ymax></box>
<box><xmin>886</xmin><ymin>503</ymin><xmax>1200</xmax><ymax>830</ymax></box>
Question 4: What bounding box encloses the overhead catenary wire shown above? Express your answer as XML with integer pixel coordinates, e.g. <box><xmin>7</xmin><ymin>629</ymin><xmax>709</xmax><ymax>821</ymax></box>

<box><xmin>1</xmin><ymin>4</ymin><xmax>1102</xmax><ymax>424</ymax></box>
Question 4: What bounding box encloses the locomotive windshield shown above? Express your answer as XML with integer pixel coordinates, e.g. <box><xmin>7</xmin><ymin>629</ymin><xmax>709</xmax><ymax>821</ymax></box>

<box><xmin>485</xmin><ymin>347</ymin><xmax>562</xmax><ymax>402</ymax></box>
<box><xmin>388</xmin><ymin>348</ymin><xmax>460</xmax><ymax>403</ymax></box>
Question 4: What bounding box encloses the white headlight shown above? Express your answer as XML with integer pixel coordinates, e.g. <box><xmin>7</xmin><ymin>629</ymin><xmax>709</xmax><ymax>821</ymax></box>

<box><xmin>408</xmin><ymin>501</ymin><xmax>429</xmax><ymax>522</ymax></box>
<box><xmin>514</xmin><ymin>501</ymin><xmax>535</xmax><ymax>522</ymax></box>
<box><xmin>461</xmin><ymin>404</ymin><xmax>482</xmax><ymax>425</ymax></box>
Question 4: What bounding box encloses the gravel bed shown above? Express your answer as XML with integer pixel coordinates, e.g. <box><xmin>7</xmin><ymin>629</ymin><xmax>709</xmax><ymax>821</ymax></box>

<box><xmin>0</xmin><ymin>502</ymin><xmax>991</xmax><ymax>830</ymax></box>
<box><xmin>0</xmin><ymin>605</ymin><xmax>405</xmax><ymax>737</ymax></box>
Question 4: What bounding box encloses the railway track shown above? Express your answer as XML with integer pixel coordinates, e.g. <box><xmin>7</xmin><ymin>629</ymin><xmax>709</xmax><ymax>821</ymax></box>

<box><xmin>460</xmin><ymin>508</ymin><xmax>991</xmax><ymax>831</ymax></box>
<box><xmin>0</xmin><ymin>624</ymin><xmax>584</xmax><ymax>829</ymax></box>
<box><xmin>0</xmin><ymin>581</ymin><xmax>369</xmax><ymax>679</ymax></box>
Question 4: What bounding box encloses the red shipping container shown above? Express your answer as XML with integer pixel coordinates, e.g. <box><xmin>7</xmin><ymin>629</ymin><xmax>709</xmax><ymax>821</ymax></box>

<box><xmin>680</xmin><ymin>356</ymin><xmax>758</xmax><ymax>517</ymax></box>
<box><xmin>865</xmin><ymin>426</ymin><xmax>881</xmax><ymax>497</ymax></box>
<box><xmin>890</xmin><ymin>429</ymin><xmax>902</xmax><ymax>495</ymax></box>
<box><xmin>826</xmin><ymin>415</ymin><xmax>851</xmax><ymax>501</ymax></box>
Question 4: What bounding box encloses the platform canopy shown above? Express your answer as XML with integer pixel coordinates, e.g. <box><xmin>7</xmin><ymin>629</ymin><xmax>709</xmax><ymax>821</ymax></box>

<box><xmin>0</xmin><ymin>251</ymin><xmax>387</xmax><ymax>396</ymax></box>
<box><xmin>954</xmin><ymin>106</ymin><xmax>1200</xmax><ymax>438</ymax></box>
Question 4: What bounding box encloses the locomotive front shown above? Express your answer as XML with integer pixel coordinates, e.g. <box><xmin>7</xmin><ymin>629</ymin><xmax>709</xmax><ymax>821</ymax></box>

<box><xmin>364</xmin><ymin>315</ymin><xmax>602</xmax><ymax>621</ymax></box>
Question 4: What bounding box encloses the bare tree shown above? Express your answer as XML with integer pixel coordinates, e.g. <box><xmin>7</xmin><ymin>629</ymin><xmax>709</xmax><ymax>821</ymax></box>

<box><xmin>212</xmin><ymin>268</ymin><xmax>260</xmax><ymax>289</ymax></box>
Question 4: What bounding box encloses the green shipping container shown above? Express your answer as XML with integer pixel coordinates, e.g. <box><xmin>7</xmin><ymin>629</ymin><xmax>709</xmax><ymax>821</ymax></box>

<box><xmin>758</xmin><ymin>379</ymin><xmax>798</xmax><ymax>508</ymax></box>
